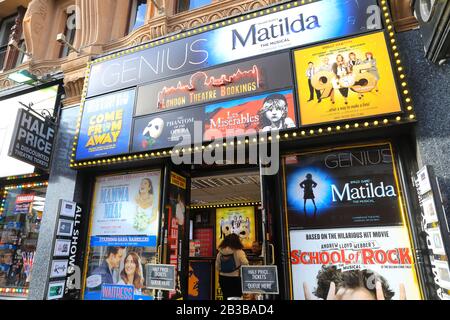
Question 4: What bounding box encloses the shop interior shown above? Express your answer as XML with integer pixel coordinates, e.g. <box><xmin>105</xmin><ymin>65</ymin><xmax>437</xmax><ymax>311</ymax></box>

<box><xmin>187</xmin><ymin>168</ymin><xmax>265</xmax><ymax>300</ymax></box>
<box><xmin>0</xmin><ymin>185</ymin><xmax>47</xmax><ymax>298</ymax></box>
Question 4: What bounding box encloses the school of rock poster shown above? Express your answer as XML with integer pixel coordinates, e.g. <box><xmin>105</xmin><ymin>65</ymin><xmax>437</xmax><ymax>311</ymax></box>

<box><xmin>290</xmin><ymin>226</ymin><xmax>422</xmax><ymax>300</ymax></box>
<box><xmin>215</xmin><ymin>206</ymin><xmax>256</xmax><ymax>250</ymax></box>
<box><xmin>83</xmin><ymin>171</ymin><xmax>161</xmax><ymax>300</ymax></box>
<box><xmin>284</xmin><ymin>144</ymin><xmax>402</xmax><ymax>229</ymax></box>
<box><xmin>294</xmin><ymin>31</ymin><xmax>401</xmax><ymax>126</ymax></box>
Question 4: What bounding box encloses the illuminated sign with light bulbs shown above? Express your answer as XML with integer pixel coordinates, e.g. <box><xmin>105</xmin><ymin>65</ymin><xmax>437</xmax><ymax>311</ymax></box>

<box><xmin>70</xmin><ymin>0</ymin><xmax>417</xmax><ymax>168</ymax></box>
<box><xmin>135</xmin><ymin>52</ymin><xmax>293</xmax><ymax>116</ymax></box>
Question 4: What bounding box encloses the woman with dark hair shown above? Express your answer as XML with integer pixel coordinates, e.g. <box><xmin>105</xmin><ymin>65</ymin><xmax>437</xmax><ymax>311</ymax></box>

<box><xmin>303</xmin><ymin>265</ymin><xmax>402</xmax><ymax>300</ymax></box>
<box><xmin>118</xmin><ymin>252</ymin><xmax>144</xmax><ymax>295</ymax></box>
<box><xmin>215</xmin><ymin>233</ymin><xmax>249</xmax><ymax>300</ymax></box>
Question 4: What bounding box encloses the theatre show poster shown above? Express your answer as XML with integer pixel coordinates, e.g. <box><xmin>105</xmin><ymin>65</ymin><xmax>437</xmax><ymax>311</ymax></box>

<box><xmin>76</xmin><ymin>89</ymin><xmax>135</xmax><ymax>160</ymax></box>
<box><xmin>204</xmin><ymin>89</ymin><xmax>296</xmax><ymax>140</ymax></box>
<box><xmin>216</xmin><ymin>206</ymin><xmax>256</xmax><ymax>250</ymax></box>
<box><xmin>188</xmin><ymin>261</ymin><xmax>213</xmax><ymax>300</ymax></box>
<box><xmin>284</xmin><ymin>144</ymin><xmax>403</xmax><ymax>229</ymax></box>
<box><xmin>290</xmin><ymin>226</ymin><xmax>422</xmax><ymax>300</ymax></box>
<box><xmin>131</xmin><ymin>107</ymin><xmax>204</xmax><ymax>153</ymax></box>
<box><xmin>83</xmin><ymin>171</ymin><xmax>161</xmax><ymax>300</ymax></box>
<box><xmin>294</xmin><ymin>31</ymin><xmax>401</xmax><ymax>126</ymax></box>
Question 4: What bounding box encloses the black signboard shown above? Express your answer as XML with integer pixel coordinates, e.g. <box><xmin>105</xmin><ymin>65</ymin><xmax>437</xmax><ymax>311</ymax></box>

<box><xmin>146</xmin><ymin>264</ymin><xmax>176</xmax><ymax>291</ymax></box>
<box><xmin>47</xmin><ymin>200</ymin><xmax>85</xmax><ymax>300</ymax></box>
<box><xmin>135</xmin><ymin>52</ymin><xmax>293</xmax><ymax>116</ymax></box>
<box><xmin>284</xmin><ymin>144</ymin><xmax>403</xmax><ymax>229</ymax></box>
<box><xmin>132</xmin><ymin>107</ymin><xmax>205</xmax><ymax>153</ymax></box>
<box><xmin>241</xmin><ymin>266</ymin><xmax>279</xmax><ymax>294</ymax></box>
<box><xmin>8</xmin><ymin>109</ymin><xmax>55</xmax><ymax>170</ymax></box>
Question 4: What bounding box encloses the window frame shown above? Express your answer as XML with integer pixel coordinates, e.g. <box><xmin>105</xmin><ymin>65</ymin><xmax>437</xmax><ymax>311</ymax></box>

<box><xmin>59</xmin><ymin>10</ymin><xmax>77</xmax><ymax>58</ymax></box>
<box><xmin>128</xmin><ymin>0</ymin><xmax>148</xmax><ymax>34</ymax></box>
<box><xmin>176</xmin><ymin>0</ymin><xmax>213</xmax><ymax>14</ymax></box>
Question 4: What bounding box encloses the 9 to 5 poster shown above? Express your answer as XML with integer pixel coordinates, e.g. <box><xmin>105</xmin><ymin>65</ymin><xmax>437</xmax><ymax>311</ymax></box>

<box><xmin>76</xmin><ymin>89</ymin><xmax>135</xmax><ymax>160</ymax></box>
<box><xmin>216</xmin><ymin>206</ymin><xmax>256</xmax><ymax>250</ymax></box>
<box><xmin>284</xmin><ymin>144</ymin><xmax>403</xmax><ymax>229</ymax></box>
<box><xmin>294</xmin><ymin>32</ymin><xmax>401</xmax><ymax>126</ymax></box>
<box><xmin>290</xmin><ymin>226</ymin><xmax>422</xmax><ymax>300</ymax></box>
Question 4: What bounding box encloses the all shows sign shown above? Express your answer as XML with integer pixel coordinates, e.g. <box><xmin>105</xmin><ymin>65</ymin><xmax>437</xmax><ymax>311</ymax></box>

<box><xmin>8</xmin><ymin>108</ymin><xmax>55</xmax><ymax>170</ymax></box>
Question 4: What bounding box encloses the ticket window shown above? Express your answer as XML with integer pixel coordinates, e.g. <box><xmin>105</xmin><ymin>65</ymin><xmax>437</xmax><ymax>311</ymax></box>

<box><xmin>186</xmin><ymin>170</ymin><xmax>264</xmax><ymax>300</ymax></box>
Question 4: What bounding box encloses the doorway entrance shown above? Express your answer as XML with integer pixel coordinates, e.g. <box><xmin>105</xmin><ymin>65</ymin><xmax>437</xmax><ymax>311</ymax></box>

<box><xmin>185</xmin><ymin>167</ymin><xmax>266</xmax><ymax>300</ymax></box>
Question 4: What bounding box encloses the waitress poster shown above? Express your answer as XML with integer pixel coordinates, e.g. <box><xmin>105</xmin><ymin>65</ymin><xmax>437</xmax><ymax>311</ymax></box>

<box><xmin>76</xmin><ymin>89</ymin><xmax>135</xmax><ymax>160</ymax></box>
<box><xmin>284</xmin><ymin>144</ymin><xmax>403</xmax><ymax>229</ymax></box>
<box><xmin>90</xmin><ymin>171</ymin><xmax>161</xmax><ymax>242</ymax></box>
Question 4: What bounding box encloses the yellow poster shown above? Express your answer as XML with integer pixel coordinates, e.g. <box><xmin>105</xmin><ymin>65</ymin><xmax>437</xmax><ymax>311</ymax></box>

<box><xmin>216</xmin><ymin>206</ymin><xmax>255</xmax><ymax>250</ymax></box>
<box><xmin>294</xmin><ymin>32</ymin><xmax>401</xmax><ymax>126</ymax></box>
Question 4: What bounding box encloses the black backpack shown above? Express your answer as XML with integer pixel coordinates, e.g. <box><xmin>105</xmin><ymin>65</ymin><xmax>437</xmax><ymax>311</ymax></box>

<box><xmin>220</xmin><ymin>252</ymin><xmax>240</xmax><ymax>273</ymax></box>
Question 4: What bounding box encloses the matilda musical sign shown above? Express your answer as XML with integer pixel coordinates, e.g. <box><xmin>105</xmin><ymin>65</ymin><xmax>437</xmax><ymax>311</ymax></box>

<box><xmin>8</xmin><ymin>108</ymin><xmax>55</xmax><ymax>170</ymax></box>
<box><xmin>135</xmin><ymin>52</ymin><xmax>293</xmax><ymax>116</ymax></box>
<box><xmin>75</xmin><ymin>89</ymin><xmax>135</xmax><ymax>160</ymax></box>
<box><xmin>294</xmin><ymin>32</ymin><xmax>402</xmax><ymax>126</ymax></box>
<box><xmin>86</xmin><ymin>0</ymin><xmax>378</xmax><ymax>97</ymax></box>
<box><xmin>284</xmin><ymin>143</ymin><xmax>403</xmax><ymax>229</ymax></box>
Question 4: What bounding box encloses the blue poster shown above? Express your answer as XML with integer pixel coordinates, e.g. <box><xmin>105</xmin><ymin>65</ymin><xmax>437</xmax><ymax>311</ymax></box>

<box><xmin>284</xmin><ymin>144</ymin><xmax>402</xmax><ymax>229</ymax></box>
<box><xmin>75</xmin><ymin>89</ymin><xmax>135</xmax><ymax>160</ymax></box>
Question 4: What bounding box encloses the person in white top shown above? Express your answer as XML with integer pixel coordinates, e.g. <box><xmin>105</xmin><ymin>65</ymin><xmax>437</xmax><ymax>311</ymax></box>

<box><xmin>134</xmin><ymin>178</ymin><xmax>158</xmax><ymax>234</ymax></box>
<box><xmin>306</xmin><ymin>62</ymin><xmax>322</xmax><ymax>102</ymax></box>
<box><xmin>175</xmin><ymin>193</ymin><xmax>185</xmax><ymax>226</ymax></box>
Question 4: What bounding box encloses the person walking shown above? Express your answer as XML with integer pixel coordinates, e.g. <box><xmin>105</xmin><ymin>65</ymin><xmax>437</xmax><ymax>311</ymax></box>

<box><xmin>216</xmin><ymin>233</ymin><xmax>249</xmax><ymax>300</ymax></box>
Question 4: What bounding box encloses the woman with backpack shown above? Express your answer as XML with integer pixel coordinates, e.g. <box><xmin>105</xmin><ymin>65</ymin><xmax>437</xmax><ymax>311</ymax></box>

<box><xmin>215</xmin><ymin>233</ymin><xmax>249</xmax><ymax>300</ymax></box>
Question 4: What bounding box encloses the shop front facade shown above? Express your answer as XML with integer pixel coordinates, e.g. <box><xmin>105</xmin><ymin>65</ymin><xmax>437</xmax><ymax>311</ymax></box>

<box><xmin>0</xmin><ymin>81</ymin><xmax>62</xmax><ymax>299</ymax></box>
<box><xmin>0</xmin><ymin>0</ymin><xmax>448</xmax><ymax>301</ymax></box>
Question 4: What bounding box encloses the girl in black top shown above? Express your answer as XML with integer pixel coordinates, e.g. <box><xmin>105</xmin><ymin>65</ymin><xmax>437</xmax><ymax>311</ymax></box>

<box><xmin>300</xmin><ymin>174</ymin><xmax>318</xmax><ymax>217</ymax></box>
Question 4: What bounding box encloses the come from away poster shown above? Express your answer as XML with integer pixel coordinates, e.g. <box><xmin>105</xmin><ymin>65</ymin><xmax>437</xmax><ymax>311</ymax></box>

<box><xmin>76</xmin><ymin>89</ymin><xmax>135</xmax><ymax>160</ymax></box>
